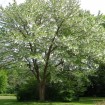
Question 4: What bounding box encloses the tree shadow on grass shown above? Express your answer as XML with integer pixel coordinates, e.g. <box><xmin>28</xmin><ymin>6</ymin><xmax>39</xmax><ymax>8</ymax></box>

<box><xmin>72</xmin><ymin>97</ymin><xmax>105</xmax><ymax>105</ymax></box>
<box><xmin>0</xmin><ymin>99</ymin><xmax>17</xmax><ymax>105</ymax></box>
<box><xmin>0</xmin><ymin>99</ymin><xmax>54</xmax><ymax>105</ymax></box>
<box><xmin>0</xmin><ymin>97</ymin><xmax>104</xmax><ymax>105</ymax></box>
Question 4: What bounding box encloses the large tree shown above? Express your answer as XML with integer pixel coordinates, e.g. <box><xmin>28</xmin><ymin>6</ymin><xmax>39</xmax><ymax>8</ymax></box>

<box><xmin>0</xmin><ymin>0</ymin><xmax>104</xmax><ymax>101</ymax></box>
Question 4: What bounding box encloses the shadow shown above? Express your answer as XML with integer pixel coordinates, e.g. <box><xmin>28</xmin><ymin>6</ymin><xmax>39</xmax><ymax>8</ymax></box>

<box><xmin>72</xmin><ymin>97</ymin><xmax>105</xmax><ymax>104</ymax></box>
<box><xmin>0</xmin><ymin>99</ymin><xmax>17</xmax><ymax>105</ymax></box>
<box><xmin>0</xmin><ymin>98</ymin><xmax>54</xmax><ymax>105</ymax></box>
<box><xmin>0</xmin><ymin>97</ymin><xmax>105</xmax><ymax>105</ymax></box>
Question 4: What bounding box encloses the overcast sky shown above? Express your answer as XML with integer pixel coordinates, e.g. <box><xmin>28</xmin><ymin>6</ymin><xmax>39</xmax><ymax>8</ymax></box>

<box><xmin>80</xmin><ymin>0</ymin><xmax>105</xmax><ymax>15</ymax></box>
<box><xmin>0</xmin><ymin>0</ymin><xmax>25</xmax><ymax>7</ymax></box>
<box><xmin>0</xmin><ymin>0</ymin><xmax>105</xmax><ymax>15</ymax></box>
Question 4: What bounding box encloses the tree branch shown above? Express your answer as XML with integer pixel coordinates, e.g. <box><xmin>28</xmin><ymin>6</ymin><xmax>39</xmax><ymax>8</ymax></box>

<box><xmin>55</xmin><ymin>59</ymin><xmax>64</xmax><ymax>67</ymax></box>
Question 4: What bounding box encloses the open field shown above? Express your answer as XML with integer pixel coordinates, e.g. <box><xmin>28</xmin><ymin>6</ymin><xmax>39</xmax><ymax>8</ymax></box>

<box><xmin>0</xmin><ymin>96</ymin><xmax>105</xmax><ymax>105</ymax></box>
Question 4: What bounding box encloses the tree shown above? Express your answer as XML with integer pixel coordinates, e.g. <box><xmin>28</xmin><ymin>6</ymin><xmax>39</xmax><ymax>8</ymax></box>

<box><xmin>84</xmin><ymin>62</ymin><xmax>105</xmax><ymax>97</ymax></box>
<box><xmin>0</xmin><ymin>0</ymin><xmax>104</xmax><ymax>101</ymax></box>
<box><xmin>0</xmin><ymin>70</ymin><xmax>7</xmax><ymax>93</ymax></box>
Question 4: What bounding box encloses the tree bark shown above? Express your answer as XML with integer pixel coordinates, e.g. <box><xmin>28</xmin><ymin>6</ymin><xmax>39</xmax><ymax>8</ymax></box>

<box><xmin>39</xmin><ymin>81</ymin><xmax>46</xmax><ymax>101</ymax></box>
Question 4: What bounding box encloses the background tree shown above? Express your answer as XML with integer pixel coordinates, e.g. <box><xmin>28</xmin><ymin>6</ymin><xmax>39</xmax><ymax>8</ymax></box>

<box><xmin>84</xmin><ymin>62</ymin><xmax>105</xmax><ymax>97</ymax></box>
<box><xmin>0</xmin><ymin>70</ymin><xmax>7</xmax><ymax>93</ymax></box>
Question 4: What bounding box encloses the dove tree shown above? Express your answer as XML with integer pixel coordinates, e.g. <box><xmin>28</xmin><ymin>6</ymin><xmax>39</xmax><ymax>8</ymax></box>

<box><xmin>0</xmin><ymin>0</ymin><xmax>104</xmax><ymax>101</ymax></box>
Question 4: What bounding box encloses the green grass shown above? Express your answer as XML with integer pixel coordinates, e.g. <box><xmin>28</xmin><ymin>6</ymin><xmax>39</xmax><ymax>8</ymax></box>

<box><xmin>0</xmin><ymin>96</ymin><xmax>105</xmax><ymax>105</ymax></box>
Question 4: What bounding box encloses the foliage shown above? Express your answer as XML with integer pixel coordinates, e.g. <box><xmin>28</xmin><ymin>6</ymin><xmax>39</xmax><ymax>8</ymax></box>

<box><xmin>7</xmin><ymin>68</ymin><xmax>31</xmax><ymax>94</ymax></box>
<box><xmin>17</xmin><ymin>78</ymin><xmax>79</xmax><ymax>102</ymax></box>
<box><xmin>17</xmin><ymin>69</ymin><xmax>91</xmax><ymax>102</ymax></box>
<box><xmin>0</xmin><ymin>70</ymin><xmax>8</xmax><ymax>93</ymax></box>
<box><xmin>45</xmin><ymin>82</ymin><xmax>79</xmax><ymax>102</ymax></box>
<box><xmin>84</xmin><ymin>63</ymin><xmax>105</xmax><ymax>97</ymax></box>
<box><xmin>17</xmin><ymin>78</ymin><xmax>39</xmax><ymax>101</ymax></box>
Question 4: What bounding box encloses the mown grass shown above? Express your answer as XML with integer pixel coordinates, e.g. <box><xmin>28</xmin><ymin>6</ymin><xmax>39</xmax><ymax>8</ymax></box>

<box><xmin>0</xmin><ymin>96</ymin><xmax>105</xmax><ymax>105</ymax></box>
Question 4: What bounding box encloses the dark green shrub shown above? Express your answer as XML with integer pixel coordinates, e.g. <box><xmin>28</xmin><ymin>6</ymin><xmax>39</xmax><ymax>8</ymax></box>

<box><xmin>17</xmin><ymin>79</ymin><xmax>79</xmax><ymax>102</ymax></box>
<box><xmin>45</xmin><ymin>82</ymin><xmax>62</xmax><ymax>101</ymax></box>
<box><xmin>17</xmin><ymin>79</ymin><xmax>38</xmax><ymax>101</ymax></box>
<box><xmin>46</xmin><ymin>82</ymin><xmax>79</xmax><ymax>102</ymax></box>
<box><xmin>84</xmin><ymin>63</ymin><xmax>105</xmax><ymax>97</ymax></box>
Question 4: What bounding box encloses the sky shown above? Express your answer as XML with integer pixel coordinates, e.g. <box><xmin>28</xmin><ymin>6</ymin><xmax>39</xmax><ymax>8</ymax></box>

<box><xmin>0</xmin><ymin>0</ymin><xmax>105</xmax><ymax>15</ymax></box>
<box><xmin>80</xmin><ymin>0</ymin><xmax>105</xmax><ymax>15</ymax></box>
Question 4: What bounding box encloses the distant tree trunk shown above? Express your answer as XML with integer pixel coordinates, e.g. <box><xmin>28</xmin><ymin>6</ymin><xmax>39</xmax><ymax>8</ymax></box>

<box><xmin>39</xmin><ymin>81</ymin><xmax>46</xmax><ymax>101</ymax></box>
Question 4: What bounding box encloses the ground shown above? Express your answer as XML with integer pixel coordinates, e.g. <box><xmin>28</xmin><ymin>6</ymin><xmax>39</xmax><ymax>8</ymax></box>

<box><xmin>0</xmin><ymin>96</ymin><xmax>104</xmax><ymax>105</ymax></box>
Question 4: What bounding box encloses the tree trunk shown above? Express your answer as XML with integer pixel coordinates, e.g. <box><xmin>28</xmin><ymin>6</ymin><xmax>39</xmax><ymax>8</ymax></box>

<box><xmin>39</xmin><ymin>82</ymin><xmax>45</xmax><ymax>101</ymax></box>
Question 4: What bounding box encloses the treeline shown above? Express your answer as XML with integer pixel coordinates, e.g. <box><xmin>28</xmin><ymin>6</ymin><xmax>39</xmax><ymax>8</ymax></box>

<box><xmin>1</xmin><ymin>63</ymin><xmax>105</xmax><ymax>101</ymax></box>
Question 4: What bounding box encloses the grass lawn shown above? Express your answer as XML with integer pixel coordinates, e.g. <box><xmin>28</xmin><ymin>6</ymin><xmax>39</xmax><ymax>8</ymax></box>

<box><xmin>0</xmin><ymin>96</ymin><xmax>105</xmax><ymax>105</ymax></box>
